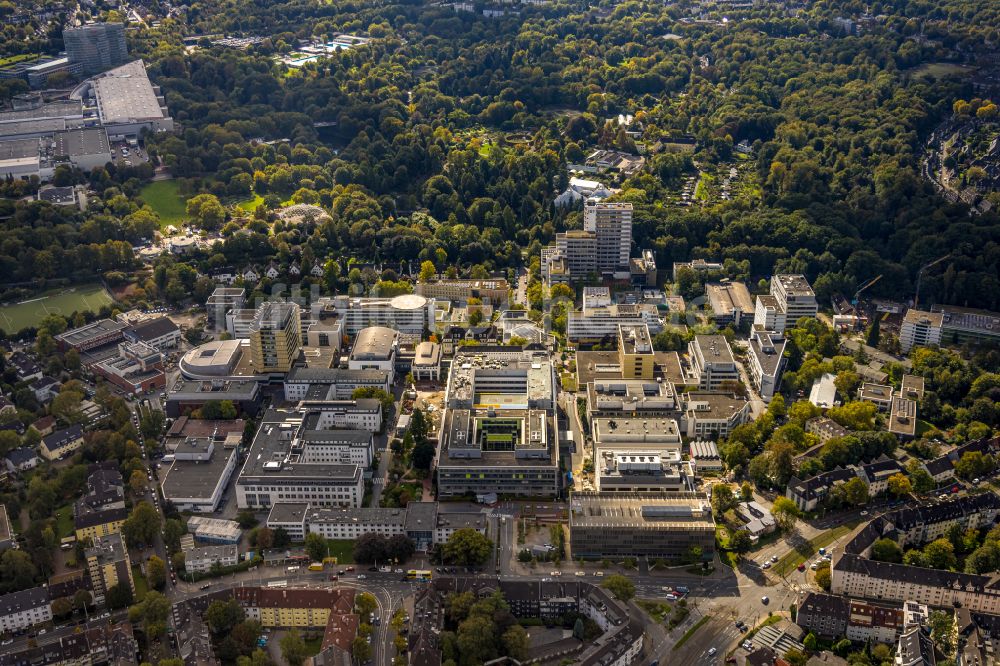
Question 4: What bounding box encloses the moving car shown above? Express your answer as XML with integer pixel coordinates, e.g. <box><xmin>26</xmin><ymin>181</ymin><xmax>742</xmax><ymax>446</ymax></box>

<box><xmin>708</xmin><ymin>648</ymin><xmax>717</xmax><ymax>656</ymax></box>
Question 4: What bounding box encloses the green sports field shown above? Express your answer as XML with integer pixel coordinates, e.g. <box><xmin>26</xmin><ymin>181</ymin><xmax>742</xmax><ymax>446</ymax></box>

<box><xmin>140</xmin><ymin>180</ymin><xmax>188</xmax><ymax>227</ymax></box>
<box><xmin>0</xmin><ymin>284</ymin><xmax>114</xmax><ymax>333</ymax></box>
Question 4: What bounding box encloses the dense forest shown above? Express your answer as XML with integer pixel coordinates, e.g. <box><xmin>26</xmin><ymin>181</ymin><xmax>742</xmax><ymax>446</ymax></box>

<box><xmin>1</xmin><ymin>0</ymin><xmax>999</xmax><ymax>314</ymax></box>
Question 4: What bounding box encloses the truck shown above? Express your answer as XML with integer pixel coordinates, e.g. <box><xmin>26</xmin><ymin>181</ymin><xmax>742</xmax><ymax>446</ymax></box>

<box><xmin>308</xmin><ymin>562</ymin><xmax>324</xmax><ymax>572</ymax></box>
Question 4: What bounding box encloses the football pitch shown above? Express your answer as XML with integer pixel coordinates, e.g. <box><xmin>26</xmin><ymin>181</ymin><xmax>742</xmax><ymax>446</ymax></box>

<box><xmin>0</xmin><ymin>284</ymin><xmax>114</xmax><ymax>333</ymax></box>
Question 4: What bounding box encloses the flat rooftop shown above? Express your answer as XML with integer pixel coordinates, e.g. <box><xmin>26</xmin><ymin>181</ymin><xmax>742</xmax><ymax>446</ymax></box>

<box><xmin>888</xmin><ymin>397</ymin><xmax>918</xmax><ymax>437</ymax></box>
<box><xmin>694</xmin><ymin>334</ymin><xmax>735</xmax><ymax>364</ymax></box>
<box><xmin>0</xmin><ymin>118</ymin><xmax>67</xmax><ymax>139</ymax></box>
<box><xmin>92</xmin><ymin>60</ymin><xmax>167</xmax><ymax>124</ymax></box>
<box><xmin>618</xmin><ymin>324</ymin><xmax>652</xmax><ymax>355</ymax></box>
<box><xmin>569</xmin><ymin>492</ymin><xmax>714</xmax><ymax>529</ymax></box>
<box><xmin>0</xmin><ymin>138</ymin><xmax>39</xmax><ymax>160</ymax></box>
<box><xmin>903</xmin><ymin>309</ymin><xmax>944</xmax><ymax>327</ymax></box>
<box><xmin>161</xmin><ymin>446</ymin><xmax>236</xmax><ymax>501</ymax></box>
<box><xmin>0</xmin><ymin>100</ymin><xmax>82</xmax><ymax>123</ymax></box>
<box><xmin>706</xmin><ymin>282</ymin><xmax>754</xmax><ymax>315</ymax></box>
<box><xmin>933</xmin><ymin>305</ymin><xmax>1000</xmax><ymax>333</ymax></box>
<box><xmin>774</xmin><ymin>274</ymin><xmax>815</xmax><ymax>297</ymax></box>
<box><xmin>56</xmin><ymin>318</ymin><xmax>127</xmax><ymax>347</ymax></box>
<box><xmin>54</xmin><ymin>127</ymin><xmax>110</xmax><ymax>157</ymax></box>
<box><xmin>239</xmin><ymin>410</ymin><xmax>361</xmax><ymax>481</ymax></box>
<box><xmin>576</xmin><ymin>350</ymin><xmax>684</xmax><ymax>386</ymax></box>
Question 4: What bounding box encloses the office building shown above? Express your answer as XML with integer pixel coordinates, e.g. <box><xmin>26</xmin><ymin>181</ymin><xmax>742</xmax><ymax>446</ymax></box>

<box><xmin>93</xmin><ymin>341</ymin><xmax>166</xmax><ymax>396</ymax></box>
<box><xmin>583</xmin><ymin>200</ymin><xmax>632</xmax><ymax>275</ymax></box>
<box><xmin>753</xmin><ymin>294</ymin><xmax>786</xmax><ymax>333</ymax></box>
<box><xmin>746</xmin><ymin>330</ymin><xmax>787</xmax><ymax>401</ymax></box>
<box><xmin>416</xmin><ymin>279</ymin><xmax>510</xmax><ymax>306</ymax></box>
<box><xmin>595</xmin><ymin>450</ymin><xmax>694</xmax><ymax>492</ymax></box>
<box><xmin>122</xmin><ymin>316</ymin><xmax>180</xmax><ymax>351</ymax></box>
<box><xmin>706</xmin><ymin>281</ymin><xmax>755</xmax><ymax>327</ymax></box>
<box><xmin>629</xmin><ymin>249</ymin><xmax>658</xmax><ymax>287</ymax></box>
<box><xmin>585</xmin><ymin>379</ymin><xmax>678</xmax><ymax>420</ymax></box>
<box><xmin>186</xmin><ymin>516</ymin><xmax>242</xmax><ymax>544</ymax></box>
<box><xmin>160</xmin><ymin>418</ymin><xmax>241</xmax><ymax>513</ymax></box>
<box><xmin>206</xmin><ymin>287</ymin><xmax>245</xmax><ymax>331</ymax></box>
<box><xmin>672</xmin><ymin>259</ymin><xmax>723</xmax><ymax>280</ymax></box>
<box><xmin>64</xmin><ymin>23</ymin><xmax>128</xmax><ymax>76</ymax></box>
<box><xmin>617</xmin><ymin>324</ymin><xmax>654</xmax><ymax>379</ymax></box>
<box><xmin>437</xmin><ymin>346</ymin><xmax>559</xmax><ymax>498</ymax></box>
<box><xmin>182</xmin><ymin>544</ymin><xmax>239</xmax><ymax>574</ymax></box>
<box><xmin>567</xmin><ymin>303</ymin><xmax>663</xmax><ymax>342</ymax></box>
<box><xmin>283</xmin><ymin>367</ymin><xmax>389</xmax><ymax>401</ymax></box>
<box><xmin>348</xmin><ymin>326</ymin><xmax>397</xmax><ymax>384</ymax></box>
<box><xmin>858</xmin><ymin>382</ymin><xmax>894</xmax><ymax>411</ymax></box>
<box><xmin>762</xmin><ymin>274</ymin><xmax>818</xmax><ymax>332</ymax></box>
<box><xmin>412</xmin><ymin>341</ymin><xmax>442</xmax><ymax>381</ymax></box>
<box><xmin>86</xmin><ymin>534</ymin><xmax>134</xmax><ymax>606</ymax></box>
<box><xmin>933</xmin><ymin>305</ymin><xmax>1000</xmax><ymax>347</ymax></box>
<box><xmin>0</xmin><ymin>586</ymin><xmax>52</xmax><ymax>633</ymax></box>
<box><xmin>249</xmin><ymin>302</ymin><xmax>301</xmax><ymax>374</ymax></box>
<box><xmin>236</xmin><ymin>409</ymin><xmax>365</xmax><ymax>510</ymax></box>
<box><xmin>592</xmin><ymin>417</ymin><xmax>683</xmax><ymax>458</ymax></box>
<box><xmin>291</xmin><ymin>399</ymin><xmax>382</xmax><ymax>433</ymax></box>
<box><xmin>900</xmin><ymin>309</ymin><xmax>943</xmax><ymax>352</ymax></box>
<box><xmin>309</xmin><ymin>294</ymin><xmax>435</xmax><ymax>336</ymax></box>
<box><xmin>688</xmin><ymin>335</ymin><xmax>739</xmax><ymax>391</ymax></box>
<box><xmin>165</xmin><ymin>377</ymin><xmax>262</xmax><ymax>417</ymax></box>
<box><xmin>569</xmin><ymin>492</ymin><xmax>715</xmax><ymax>561</ymax></box>
<box><xmin>680</xmin><ymin>391</ymin><xmax>750</xmax><ymax>438</ymax></box>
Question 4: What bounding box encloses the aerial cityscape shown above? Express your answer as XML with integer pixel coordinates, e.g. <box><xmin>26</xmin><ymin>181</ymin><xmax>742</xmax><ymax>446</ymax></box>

<box><xmin>0</xmin><ymin>1</ymin><xmax>998</xmax><ymax>666</ymax></box>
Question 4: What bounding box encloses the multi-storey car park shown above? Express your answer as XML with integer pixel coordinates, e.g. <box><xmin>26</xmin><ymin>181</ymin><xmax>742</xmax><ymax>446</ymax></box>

<box><xmin>436</xmin><ymin>345</ymin><xmax>559</xmax><ymax>498</ymax></box>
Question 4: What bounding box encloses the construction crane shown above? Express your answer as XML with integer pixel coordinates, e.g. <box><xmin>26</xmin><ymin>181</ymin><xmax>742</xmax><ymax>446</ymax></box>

<box><xmin>914</xmin><ymin>254</ymin><xmax>951</xmax><ymax>310</ymax></box>
<box><xmin>852</xmin><ymin>275</ymin><xmax>882</xmax><ymax>307</ymax></box>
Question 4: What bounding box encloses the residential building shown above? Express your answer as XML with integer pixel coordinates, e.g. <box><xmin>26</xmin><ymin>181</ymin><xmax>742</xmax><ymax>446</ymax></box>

<box><xmin>0</xmin><ymin>586</ymin><xmax>52</xmax><ymax>633</ymax></box>
<box><xmin>554</xmin><ymin>230</ymin><xmax>598</xmax><ymax>276</ymax></box>
<box><xmin>797</xmin><ymin>592</ymin><xmax>850</xmax><ymax>639</ymax></box>
<box><xmin>437</xmin><ymin>347</ymin><xmax>559</xmax><ymax>498</ymax></box>
<box><xmin>236</xmin><ymin>409</ymin><xmax>365</xmax><ymax>509</ymax></box>
<box><xmin>0</xmin><ymin>504</ymin><xmax>11</xmax><ymax>552</ymax></box>
<box><xmin>786</xmin><ymin>467</ymin><xmax>860</xmax><ymax>512</ymax></box>
<box><xmin>746</xmin><ymin>330</ymin><xmax>787</xmax><ymax>401</ymax></box>
<box><xmin>412</xmin><ymin>341</ymin><xmax>442</xmax><ymax>381</ymax></box>
<box><xmin>583</xmin><ymin>200</ymin><xmax>633</xmax><ymax>275</ymax></box>
<box><xmin>805</xmin><ymin>417</ymin><xmax>850</xmax><ymax>444</ymax></box>
<box><xmin>858</xmin><ymin>383</ymin><xmax>894</xmax><ymax>411</ymax></box>
<box><xmin>183</xmin><ymin>544</ymin><xmax>238</xmax><ymax>574</ymax></box>
<box><xmin>617</xmin><ymin>324</ymin><xmax>654</xmax><ymax>379</ymax></box>
<box><xmin>569</xmin><ymin>492</ymin><xmax>715</xmax><ymax>561</ymax></box>
<box><xmin>283</xmin><ymin>367</ymin><xmax>389</xmax><ymax>401</ymax></box>
<box><xmin>900</xmin><ymin>309</ymin><xmax>943</xmax><ymax>352</ymax></box>
<box><xmin>415</xmin><ymin>279</ymin><xmax>510</xmax><ymax>306</ymax></box>
<box><xmin>64</xmin><ymin>22</ymin><xmax>128</xmax><ymax>76</ymax></box>
<box><xmin>688</xmin><ymin>335</ymin><xmax>739</xmax><ymax>390</ymax></box>
<box><xmin>233</xmin><ymin>587</ymin><xmax>355</xmax><ymax>630</ymax></box>
<box><xmin>249</xmin><ymin>302</ymin><xmax>302</xmax><ymax>374</ymax></box>
<box><xmin>348</xmin><ymin>326</ymin><xmax>397</xmax><ymax>384</ymax></box>
<box><xmin>888</xmin><ymin>397</ymin><xmax>919</xmax><ymax>439</ymax></box>
<box><xmin>86</xmin><ymin>534</ymin><xmax>134</xmax><ymax>606</ymax></box>
<box><xmin>680</xmin><ymin>391</ymin><xmax>750</xmax><ymax>439</ymax></box>
<box><xmin>901</xmin><ymin>374</ymin><xmax>926</xmax><ymax>401</ymax></box>
<box><xmin>860</xmin><ymin>457</ymin><xmax>906</xmax><ymax>496</ymax></box>
<box><xmin>74</xmin><ymin>465</ymin><xmax>127</xmax><ymax>541</ymax></box>
<box><xmin>40</xmin><ymin>424</ymin><xmax>84</xmax><ymax>460</ymax></box>
<box><xmin>4</xmin><ymin>446</ymin><xmax>40</xmax><ymax>473</ymax></box>
<box><xmin>122</xmin><ymin>316</ymin><xmax>180</xmax><ymax>350</ymax></box>
<box><xmin>896</xmin><ymin>622</ymin><xmax>935</xmax><ymax>666</ymax></box>
<box><xmin>706</xmin><ymin>281</ymin><xmax>755</xmax><ymax>326</ymax></box>
<box><xmin>736</xmin><ymin>501</ymin><xmax>776</xmax><ymax>537</ymax></box>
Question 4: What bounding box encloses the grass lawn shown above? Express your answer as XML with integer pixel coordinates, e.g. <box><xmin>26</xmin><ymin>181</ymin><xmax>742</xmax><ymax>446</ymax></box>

<box><xmin>140</xmin><ymin>180</ymin><xmax>188</xmax><ymax>227</ymax></box>
<box><xmin>237</xmin><ymin>193</ymin><xmax>265</xmax><ymax>212</ymax></box>
<box><xmin>673</xmin><ymin>615</ymin><xmax>710</xmax><ymax>651</ymax></box>
<box><xmin>916</xmin><ymin>419</ymin><xmax>936</xmax><ymax>437</ymax></box>
<box><xmin>53</xmin><ymin>504</ymin><xmax>75</xmax><ymax>539</ymax></box>
<box><xmin>637</xmin><ymin>599</ymin><xmax>672</xmax><ymax>623</ymax></box>
<box><xmin>772</xmin><ymin>522</ymin><xmax>858</xmax><ymax>577</ymax></box>
<box><xmin>132</xmin><ymin>566</ymin><xmax>149</xmax><ymax>602</ymax></box>
<box><xmin>0</xmin><ymin>283</ymin><xmax>114</xmax><ymax>334</ymax></box>
<box><xmin>0</xmin><ymin>53</ymin><xmax>40</xmax><ymax>67</ymax></box>
<box><xmin>325</xmin><ymin>539</ymin><xmax>355</xmax><ymax>564</ymax></box>
<box><xmin>909</xmin><ymin>62</ymin><xmax>973</xmax><ymax>79</ymax></box>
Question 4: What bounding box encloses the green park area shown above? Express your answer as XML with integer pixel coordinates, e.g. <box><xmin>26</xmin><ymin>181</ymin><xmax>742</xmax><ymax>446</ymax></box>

<box><xmin>140</xmin><ymin>180</ymin><xmax>188</xmax><ymax>227</ymax></box>
<box><xmin>0</xmin><ymin>284</ymin><xmax>114</xmax><ymax>334</ymax></box>
<box><xmin>0</xmin><ymin>53</ymin><xmax>40</xmax><ymax>68</ymax></box>
<box><xmin>772</xmin><ymin>522</ymin><xmax>858</xmax><ymax>576</ymax></box>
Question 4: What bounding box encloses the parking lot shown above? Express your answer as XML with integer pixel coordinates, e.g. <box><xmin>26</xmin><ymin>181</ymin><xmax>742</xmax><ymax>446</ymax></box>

<box><xmin>111</xmin><ymin>140</ymin><xmax>149</xmax><ymax>167</ymax></box>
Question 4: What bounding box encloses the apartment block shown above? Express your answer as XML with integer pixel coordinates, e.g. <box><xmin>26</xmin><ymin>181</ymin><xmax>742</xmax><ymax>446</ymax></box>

<box><xmin>583</xmin><ymin>200</ymin><xmax>632</xmax><ymax>274</ymax></box>
<box><xmin>249</xmin><ymin>302</ymin><xmax>302</xmax><ymax>374</ymax></box>
<box><xmin>0</xmin><ymin>586</ymin><xmax>52</xmax><ymax>633</ymax></box>
<box><xmin>86</xmin><ymin>534</ymin><xmax>134</xmax><ymax>606</ymax></box>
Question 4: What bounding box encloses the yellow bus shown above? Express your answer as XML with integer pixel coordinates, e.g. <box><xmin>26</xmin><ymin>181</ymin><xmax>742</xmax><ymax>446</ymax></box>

<box><xmin>406</xmin><ymin>570</ymin><xmax>432</xmax><ymax>581</ymax></box>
